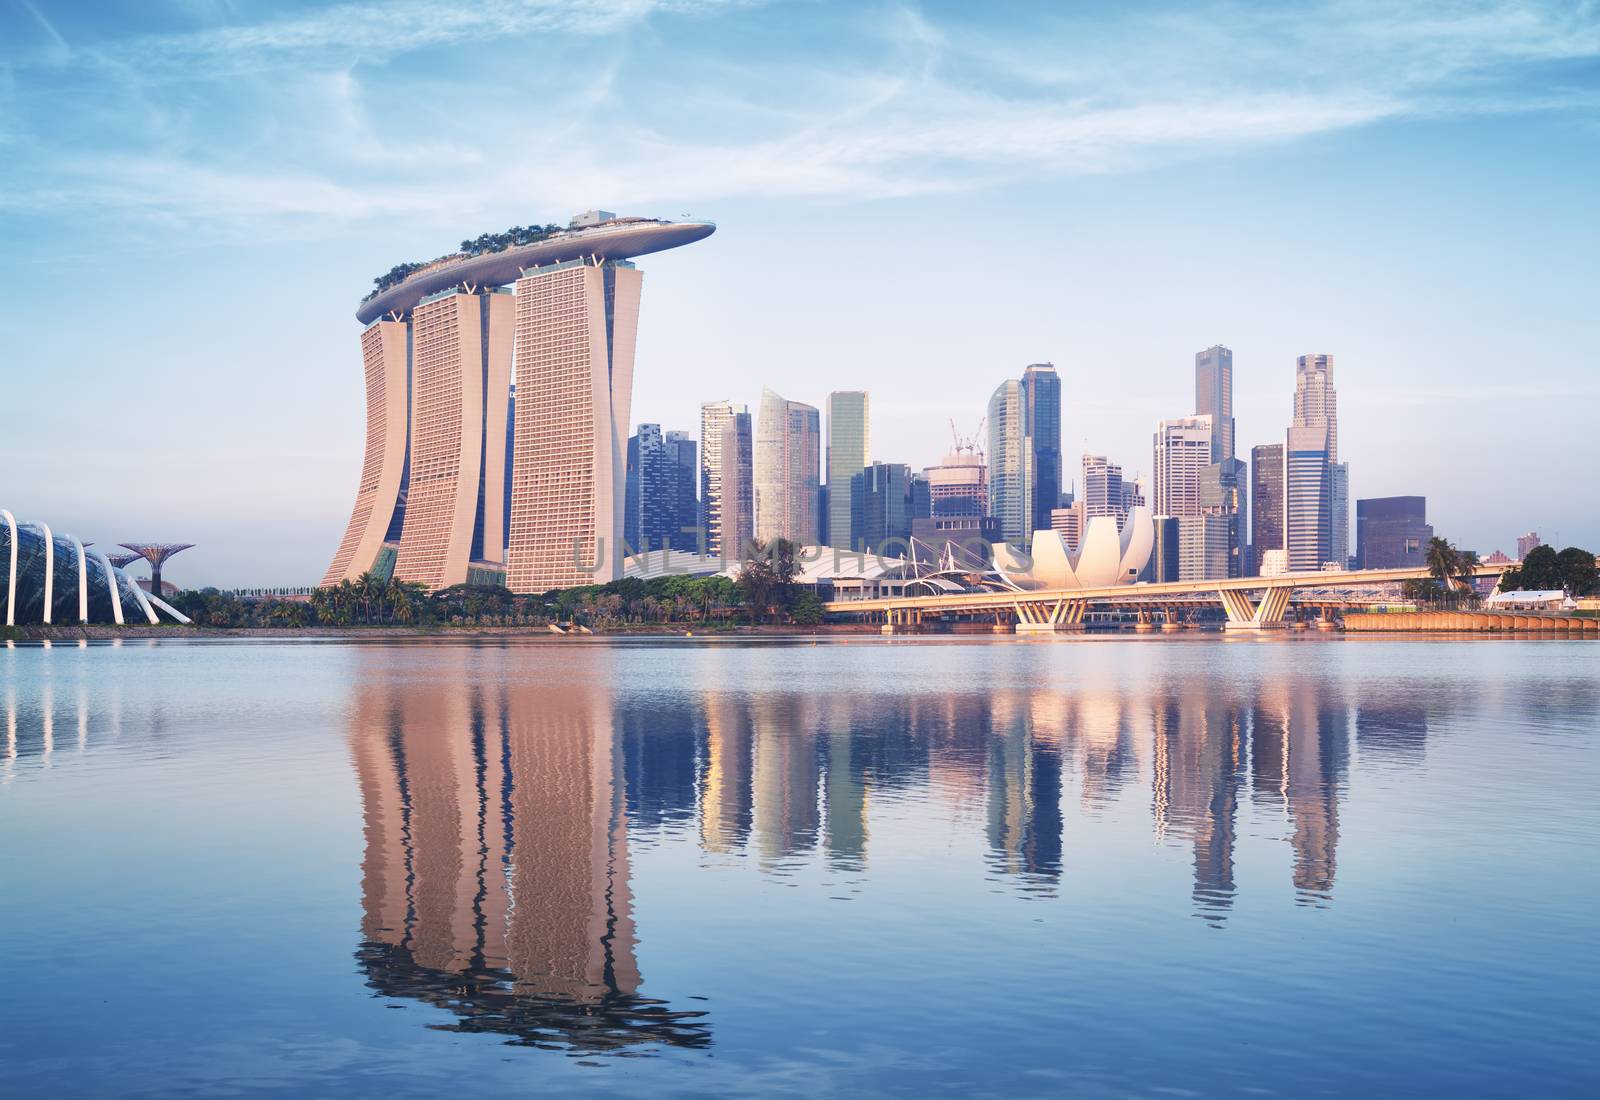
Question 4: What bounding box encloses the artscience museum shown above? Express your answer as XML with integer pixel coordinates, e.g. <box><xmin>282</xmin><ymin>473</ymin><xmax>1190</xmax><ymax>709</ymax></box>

<box><xmin>995</xmin><ymin>508</ymin><xmax>1155</xmax><ymax>591</ymax></box>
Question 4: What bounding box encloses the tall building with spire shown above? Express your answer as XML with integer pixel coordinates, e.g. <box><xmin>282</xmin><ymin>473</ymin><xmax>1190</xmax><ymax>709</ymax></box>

<box><xmin>324</xmin><ymin>213</ymin><xmax>714</xmax><ymax>592</ymax></box>
<box><xmin>755</xmin><ymin>387</ymin><xmax>821</xmax><ymax>545</ymax></box>
<box><xmin>1290</xmin><ymin>354</ymin><xmax>1347</xmax><ymax>568</ymax></box>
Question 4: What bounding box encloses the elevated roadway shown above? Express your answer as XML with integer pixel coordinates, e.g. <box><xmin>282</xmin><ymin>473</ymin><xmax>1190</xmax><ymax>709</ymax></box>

<box><xmin>823</xmin><ymin>563</ymin><xmax>1511</xmax><ymax>632</ymax></box>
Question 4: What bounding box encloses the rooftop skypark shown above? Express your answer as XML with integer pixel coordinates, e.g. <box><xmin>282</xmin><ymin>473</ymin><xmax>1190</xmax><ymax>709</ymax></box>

<box><xmin>353</xmin><ymin>212</ymin><xmax>711</xmax><ymax>325</ymax></box>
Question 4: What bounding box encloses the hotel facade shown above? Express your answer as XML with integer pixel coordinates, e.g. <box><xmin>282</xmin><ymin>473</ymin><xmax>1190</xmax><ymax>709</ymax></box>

<box><xmin>323</xmin><ymin>213</ymin><xmax>713</xmax><ymax>592</ymax></box>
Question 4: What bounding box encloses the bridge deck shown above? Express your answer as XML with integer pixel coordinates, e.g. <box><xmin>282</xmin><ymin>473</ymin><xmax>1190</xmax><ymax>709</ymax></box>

<box><xmin>823</xmin><ymin>564</ymin><xmax>1506</xmax><ymax>616</ymax></box>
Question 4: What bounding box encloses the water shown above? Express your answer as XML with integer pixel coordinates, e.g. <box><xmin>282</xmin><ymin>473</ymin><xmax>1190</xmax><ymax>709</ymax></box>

<box><xmin>1</xmin><ymin>636</ymin><xmax>1596</xmax><ymax>1098</ymax></box>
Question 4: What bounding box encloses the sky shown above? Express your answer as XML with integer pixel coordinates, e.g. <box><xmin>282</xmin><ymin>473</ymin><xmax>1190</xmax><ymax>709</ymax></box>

<box><xmin>2</xmin><ymin>0</ymin><xmax>1597</xmax><ymax>586</ymax></box>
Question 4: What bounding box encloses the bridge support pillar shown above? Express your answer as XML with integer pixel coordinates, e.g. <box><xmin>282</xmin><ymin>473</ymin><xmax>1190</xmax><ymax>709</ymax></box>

<box><xmin>1220</xmin><ymin>586</ymin><xmax>1292</xmax><ymax>631</ymax></box>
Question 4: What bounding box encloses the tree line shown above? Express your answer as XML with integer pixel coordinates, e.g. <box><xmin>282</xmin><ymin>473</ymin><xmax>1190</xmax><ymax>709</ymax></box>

<box><xmin>168</xmin><ymin>539</ymin><xmax>821</xmax><ymax>630</ymax></box>
<box><xmin>1497</xmin><ymin>544</ymin><xmax>1598</xmax><ymax>596</ymax></box>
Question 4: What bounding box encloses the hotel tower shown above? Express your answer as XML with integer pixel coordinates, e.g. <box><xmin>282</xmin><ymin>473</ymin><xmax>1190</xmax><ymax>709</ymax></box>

<box><xmin>323</xmin><ymin>212</ymin><xmax>714</xmax><ymax>592</ymax></box>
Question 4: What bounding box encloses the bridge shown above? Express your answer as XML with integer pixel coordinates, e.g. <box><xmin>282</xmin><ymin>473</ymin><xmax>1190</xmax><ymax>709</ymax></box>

<box><xmin>823</xmin><ymin>563</ymin><xmax>1513</xmax><ymax>633</ymax></box>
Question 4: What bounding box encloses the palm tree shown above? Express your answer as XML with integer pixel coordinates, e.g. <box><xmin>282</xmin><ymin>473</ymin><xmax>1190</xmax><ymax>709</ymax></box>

<box><xmin>1454</xmin><ymin>549</ymin><xmax>1481</xmax><ymax>605</ymax></box>
<box><xmin>1425</xmin><ymin>537</ymin><xmax>1459</xmax><ymax>601</ymax></box>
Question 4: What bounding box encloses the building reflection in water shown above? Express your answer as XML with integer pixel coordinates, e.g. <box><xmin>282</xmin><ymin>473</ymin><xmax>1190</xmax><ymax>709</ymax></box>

<box><xmin>350</xmin><ymin>649</ymin><xmax>710</xmax><ymax>1052</ymax></box>
<box><xmin>320</xmin><ymin>645</ymin><xmax>1480</xmax><ymax>1039</ymax></box>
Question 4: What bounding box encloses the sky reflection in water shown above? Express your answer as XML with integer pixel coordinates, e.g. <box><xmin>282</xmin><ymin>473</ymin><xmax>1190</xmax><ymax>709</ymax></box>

<box><xmin>1</xmin><ymin>636</ymin><xmax>1596</xmax><ymax>1097</ymax></box>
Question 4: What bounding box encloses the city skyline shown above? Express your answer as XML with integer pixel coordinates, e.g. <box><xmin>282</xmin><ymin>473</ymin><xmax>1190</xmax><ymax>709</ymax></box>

<box><xmin>5</xmin><ymin>2</ymin><xmax>1599</xmax><ymax>585</ymax></box>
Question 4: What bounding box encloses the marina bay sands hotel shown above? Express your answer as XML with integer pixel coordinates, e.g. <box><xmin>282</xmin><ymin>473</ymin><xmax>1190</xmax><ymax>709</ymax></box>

<box><xmin>323</xmin><ymin>212</ymin><xmax>714</xmax><ymax>592</ymax></box>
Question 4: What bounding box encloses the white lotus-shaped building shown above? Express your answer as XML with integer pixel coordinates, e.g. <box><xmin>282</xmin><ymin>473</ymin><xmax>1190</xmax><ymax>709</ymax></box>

<box><xmin>993</xmin><ymin>507</ymin><xmax>1153</xmax><ymax>591</ymax></box>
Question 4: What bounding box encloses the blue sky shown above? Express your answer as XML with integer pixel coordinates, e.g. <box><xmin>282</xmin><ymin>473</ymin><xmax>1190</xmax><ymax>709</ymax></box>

<box><xmin>2</xmin><ymin>0</ymin><xmax>1597</xmax><ymax>585</ymax></box>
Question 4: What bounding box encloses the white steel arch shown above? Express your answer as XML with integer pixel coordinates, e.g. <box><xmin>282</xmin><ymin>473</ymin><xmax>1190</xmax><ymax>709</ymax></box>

<box><xmin>2</xmin><ymin>510</ymin><xmax>15</xmax><ymax>627</ymax></box>
<box><xmin>40</xmin><ymin>523</ymin><xmax>54</xmax><ymax>625</ymax></box>
<box><xmin>70</xmin><ymin>536</ymin><xmax>88</xmax><ymax>623</ymax></box>
<box><xmin>125</xmin><ymin>572</ymin><xmax>159</xmax><ymax>625</ymax></box>
<box><xmin>90</xmin><ymin>549</ymin><xmax>124</xmax><ymax>626</ymax></box>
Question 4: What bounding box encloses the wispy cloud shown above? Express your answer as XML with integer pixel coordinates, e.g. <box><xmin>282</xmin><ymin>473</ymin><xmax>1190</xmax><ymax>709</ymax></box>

<box><xmin>2</xmin><ymin>0</ymin><xmax>1596</xmax><ymax>235</ymax></box>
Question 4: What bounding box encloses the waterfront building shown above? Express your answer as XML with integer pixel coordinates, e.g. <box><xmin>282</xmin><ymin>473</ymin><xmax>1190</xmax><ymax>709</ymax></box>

<box><xmin>1355</xmin><ymin>496</ymin><xmax>1432</xmax><ymax>569</ymax></box>
<box><xmin>911</xmin><ymin>515</ymin><xmax>1002</xmax><ymax>564</ymax></box>
<box><xmin>624</xmin><ymin>424</ymin><xmax>665</xmax><ymax>552</ymax></box>
<box><xmin>1022</xmin><ymin>364</ymin><xmax>1062</xmax><ymax>533</ymax></box>
<box><xmin>1121</xmin><ymin>477</ymin><xmax>1146</xmax><ymax>515</ymax></box>
<box><xmin>1142</xmin><ymin>515</ymin><xmax>1181</xmax><ymax>582</ymax></box>
<box><xmin>700</xmin><ymin>400</ymin><xmax>753</xmax><ymax>559</ymax></box>
<box><xmin>390</xmin><ymin>288</ymin><xmax>514</xmax><ymax>590</ymax></box>
<box><xmin>1177</xmin><ymin>514</ymin><xmax>1233</xmax><ymax>582</ymax></box>
<box><xmin>1153</xmin><ymin>416</ymin><xmax>1213</xmax><ymax>519</ymax></box>
<box><xmin>851</xmin><ymin>462</ymin><xmax>916</xmax><ymax>551</ymax></box>
<box><xmin>1082</xmin><ymin>455</ymin><xmax>1124</xmax><ymax>519</ymax></box>
<box><xmin>1250</xmin><ymin>443</ymin><xmax>1285</xmax><ymax>575</ymax></box>
<box><xmin>826</xmin><ymin>392</ymin><xmax>870</xmax><ymax>550</ymax></box>
<box><xmin>1050</xmin><ymin>504</ymin><xmax>1084</xmax><ymax>549</ymax></box>
<box><xmin>1286</xmin><ymin>424</ymin><xmax>1333</xmax><ymax>571</ymax></box>
<box><xmin>325</xmin><ymin>213</ymin><xmax>713</xmax><ymax>591</ymax></box>
<box><xmin>506</xmin><ymin>259</ymin><xmax>641</xmax><ymax>591</ymax></box>
<box><xmin>755</xmin><ymin>387</ymin><xmax>821</xmax><ymax>545</ymax></box>
<box><xmin>1199</xmin><ymin>458</ymin><xmax>1248</xmax><ymax>578</ymax></box>
<box><xmin>1516</xmin><ymin>531</ymin><xmax>1541</xmax><ymax>560</ymax></box>
<box><xmin>1293</xmin><ymin>354</ymin><xmax>1339</xmax><ymax>460</ymax></box>
<box><xmin>1259</xmin><ymin>548</ymin><xmax>1289</xmax><ymax>576</ymax></box>
<box><xmin>987</xmin><ymin>379</ymin><xmax>1034</xmax><ymax>546</ymax></box>
<box><xmin>666</xmin><ymin>431</ymin><xmax>698</xmax><ymax>547</ymax></box>
<box><xmin>1195</xmin><ymin>344</ymin><xmax>1235</xmax><ymax>462</ymax></box>
<box><xmin>1331</xmin><ymin>462</ymin><xmax>1351</xmax><ymax>567</ymax></box>
<box><xmin>624</xmin><ymin>425</ymin><xmax>696</xmax><ymax>552</ymax></box>
<box><xmin>1</xmin><ymin>511</ymin><xmax>189</xmax><ymax>625</ymax></box>
<box><xmin>924</xmin><ymin>446</ymin><xmax>988</xmax><ymax>518</ymax></box>
<box><xmin>1291</xmin><ymin>353</ymin><xmax>1347</xmax><ymax>573</ymax></box>
<box><xmin>1154</xmin><ymin>416</ymin><xmax>1216</xmax><ymax>577</ymax></box>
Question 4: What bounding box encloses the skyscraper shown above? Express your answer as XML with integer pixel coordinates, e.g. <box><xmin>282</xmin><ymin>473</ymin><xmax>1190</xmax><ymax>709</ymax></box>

<box><xmin>755</xmin><ymin>387</ymin><xmax>821</xmax><ymax>545</ymax></box>
<box><xmin>1195</xmin><ymin>345</ymin><xmax>1235</xmax><ymax>463</ymax></box>
<box><xmin>624</xmin><ymin>424</ymin><xmax>666</xmax><ymax>552</ymax></box>
<box><xmin>826</xmin><ymin>392</ymin><xmax>869</xmax><ymax>550</ymax></box>
<box><xmin>1081</xmin><ymin>455</ymin><xmax>1125</xmax><ymax>519</ymax></box>
<box><xmin>924</xmin><ymin>446</ymin><xmax>987</xmax><ymax>517</ymax></box>
<box><xmin>1330</xmin><ymin>462</ymin><xmax>1351</xmax><ymax>567</ymax></box>
<box><xmin>1292</xmin><ymin>353</ymin><xmax>1346</xmax><ymax>568</ymax></box>
<box><xmin>666</xmin><ymin>431</ymin><xmax>697</xmax><ymax>544</ymax></box>
<box><xmin>987</xmin><ymin>379</ymin><xmax>1033</xmax><ymax>546</ymax></box>
<box><xmin>1250</xmin><ymin>442</ymin><xmax>1285</xmax><ymax>575</ymax></box>
<box><xmin>1516</xmin><ymin>531</ymin><xmax>1541</xmax><ymax>560</ymax></box>
<box><xmin>1022</xmin><ymin>364</ymin><xmax>1062</xmax><ymax>532</ymax></box>
<box><xmin>700</xmin><ymin>400</ymin><xmax>752</xmax><ymax>559</ymax></box>
<box><xmin>1153</xmin><ymin>416</ymin><xmax>1213</xmax><ymax>518</ymax></box>
<box><xmin>1285</xmin><ymin>424</ymin><xmax>1333</xmax><ymax>571</ymax></box>
<box><xmin>1355</xmin><ymin>496</ymin><xmax>1432</xmax><ymax>569</ymax></box>
<box><xmin>506</xmin><ymin>258</ymin><xmax>641</xmax><ymax>591</ymax></box>
<box><xmin>1293</xmin><ymin>354</ymin><xmax>1338</xmax><ymax>460</ymax></box>
<box><xmin>1200</xmin><ymin>458</ymin><xmax>1248</xmax><ymax>578</ymax></box>
<box><xmin>624</xmin><ymin>425</ymin><xmax>697</xmax><ymax>553</ymax></box>
<box><xmin>851</xmin><ymin>462</ymin><xmax>915</xmax><ymax>551</ymax></box>
<box><xmin>325</xmin><ymin>213</ymin><xmax>714</xmax><ymax>591</ymax></box>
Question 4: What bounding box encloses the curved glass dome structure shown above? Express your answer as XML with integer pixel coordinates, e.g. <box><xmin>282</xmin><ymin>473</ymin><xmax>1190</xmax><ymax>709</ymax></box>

<box><xmin>1</xmin><ymin>511</ymin><xmax>190</xmax><ymax>626</ymax></box>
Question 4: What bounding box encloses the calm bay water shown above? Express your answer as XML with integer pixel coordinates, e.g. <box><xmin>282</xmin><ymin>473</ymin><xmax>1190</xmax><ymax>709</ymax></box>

<box><xmin>1</xmin><ymin>635</ymin><xmax>1596</xmax><ymax>1098</ymax></box>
